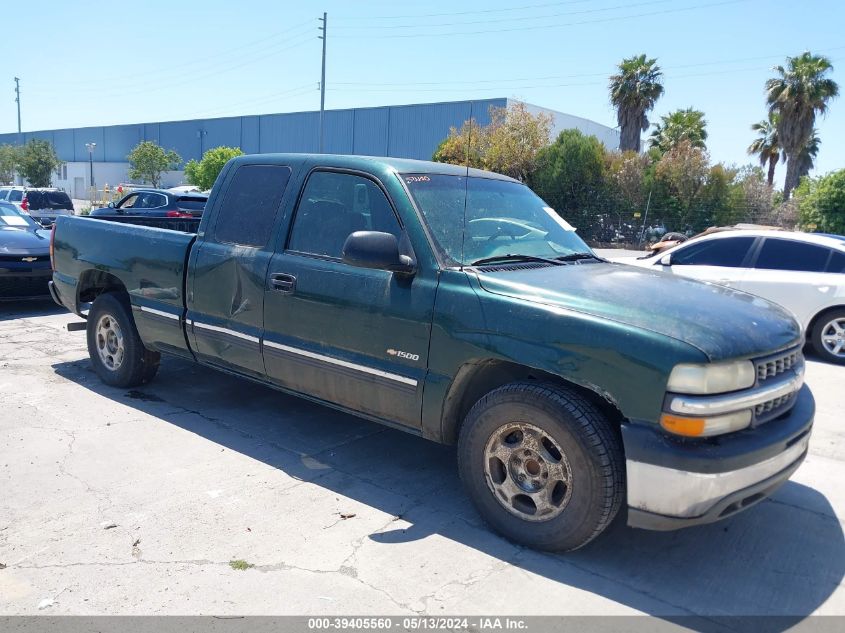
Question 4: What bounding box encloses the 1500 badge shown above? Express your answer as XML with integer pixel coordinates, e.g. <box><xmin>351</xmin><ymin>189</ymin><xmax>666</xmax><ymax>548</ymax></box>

<box><xmin>387</xmin><ymin>348</ymin><xmax>420</xmax><ymax>361</ymax></box>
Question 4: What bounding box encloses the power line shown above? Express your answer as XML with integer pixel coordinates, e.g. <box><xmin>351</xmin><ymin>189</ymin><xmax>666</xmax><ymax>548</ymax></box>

<box><xmin>333</xmin><ymin>0</ymin><xmax>674</xmax><ymax>30</ymax></box>
<box><xmin>334</xmin><ymin>0</ymin><xmax>592</xmax><ymax>20</ymax></box>
<box><xmin>333</xmin><ymin>0</ymin><xmax>750</xmax><ymax>39</ymax></box>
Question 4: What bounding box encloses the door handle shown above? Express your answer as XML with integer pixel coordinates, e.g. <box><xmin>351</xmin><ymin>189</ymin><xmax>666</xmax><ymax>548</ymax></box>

<box><xmin>270</xmin><ymin>273</ymin><xmax>296</xmax><ymax>293</ymax></box>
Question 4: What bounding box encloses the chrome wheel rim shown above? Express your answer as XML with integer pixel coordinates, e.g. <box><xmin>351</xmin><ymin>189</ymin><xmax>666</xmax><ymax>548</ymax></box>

<box><xmin>483</xmin><ymin>422</ymin><xmax>572</xmax><ymax>522</ymax></box>
<box><xmin>95</xmin><ymin>314</ymin><xmax>125</xmax><ymax>371</ymax></box>
<box><xmin>821</xmin><ymin>318</ymin><xmax>845</xmax><ymax>358</ymax></box>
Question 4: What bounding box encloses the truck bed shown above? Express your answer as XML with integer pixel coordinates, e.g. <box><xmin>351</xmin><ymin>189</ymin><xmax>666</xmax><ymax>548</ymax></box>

<box><xmin>51</xmin><ymin>215</ymin><xmax>197</xmax><ymax>356</ymax></box>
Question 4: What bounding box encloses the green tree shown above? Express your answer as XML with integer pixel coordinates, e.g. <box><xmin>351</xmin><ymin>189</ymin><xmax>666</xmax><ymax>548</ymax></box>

<box><xmin>609</xmin><ymin>54</ymin><xmax>664</xmax><ymax>152</ymax></box>
<box><xmin>432</xmin><ymin>119</ymin><xmax>486</xmax><ymax>169</ymax></box>
<box><xmin>795</xmin><ymin>168</ymin><xmax>845</xmax><ymax>234</ymax></box>
<box><xmin>649</xmin><ymin>108</ymin><xmax>708</xmax><ymax>153</ymax></box>
<box><xmin>184</xmin><ymin>146</ymin><xmax>244</xmax><ymax>190</ymax></box>
<box><xmin>127</xmin><ymin>141</ymin><xmax>181</xmax><ymax>187</ymax></box>
<box><xmin>766</xmin><ymin>51</ymin><xmax>839</xmax><ymax>198</ymax></box>
<box><xmin>653</xmin><ymin>140</ymin><xmax>709</xmax><ymax>229</ymax></box>
<box><xmin>794</xmin><ymin>129</ymin><xmax>820</xmax><ymax>184</ymax></box>
<box><xmin>17</xmin><ymin>139</ymin><xmax>62</xmax><ymax>187</ymax></box>
<box><xmin>482</xmin><ymin>102</ymin><xmax>552</xmax><ymax>181</ymax></box>
<box><xmin>747</xmin><ymin>113</ymin><xmax>782</xmax><ymax>186</ymax></box>
<box><xmin>432</xmin><ymin>103</ymin><xmax>552</xmax><ymax>180</ymax></box>
<box><xmin>530</xmin><ymin>129</ymin><xmax>608</xmax><ymax>231</ymax></box>
<box><xmin>0</xmin><ymin>144</ymin><xmax>20</xmax><ymax>184</ymax></box>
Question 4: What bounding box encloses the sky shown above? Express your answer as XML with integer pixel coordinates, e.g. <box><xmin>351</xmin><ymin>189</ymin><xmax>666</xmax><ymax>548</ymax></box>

<box><xmin>5</xmin><ymin>0</ymin><xmax>844</xmax><ymax>183</ymax></box>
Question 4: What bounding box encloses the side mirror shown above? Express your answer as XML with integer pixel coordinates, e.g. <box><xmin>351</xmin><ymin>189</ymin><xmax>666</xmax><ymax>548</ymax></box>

<box><xmin>342</xmin><ymin>231</ymin><xmax>416</xmax><ymax>275</ymax></box>
<box><xmin>659</xmin><ymin>253</ymin><xmax>672</xmax><ymax>266</ymax></box>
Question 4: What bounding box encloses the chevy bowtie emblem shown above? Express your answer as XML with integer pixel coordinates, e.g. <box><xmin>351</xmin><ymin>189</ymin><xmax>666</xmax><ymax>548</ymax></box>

<box><xmin>386</xmin><ymin>349</ymin><xmax>398</xmax><ymax>356</ymax></box>
<box><xmin>21</xmin><ymin>257</ymin><xmax>38</xmax><ymax>262</ymax></box>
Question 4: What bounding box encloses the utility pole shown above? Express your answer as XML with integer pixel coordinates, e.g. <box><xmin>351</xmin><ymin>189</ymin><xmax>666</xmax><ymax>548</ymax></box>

<box><xmin>14</xmin><ymin>77</ymin><xmax>21</xmax><ymax>144</ymax></box>
<box><xmin>318</xmin><ymin>12</ymin><xmax>327</xmax><ymax>153</ymax></box>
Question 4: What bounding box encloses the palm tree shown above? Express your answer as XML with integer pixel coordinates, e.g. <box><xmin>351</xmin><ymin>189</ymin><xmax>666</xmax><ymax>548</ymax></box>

<box><xmin>794</xmin><ymin>129</ymin><xmax>821</xmax><ymax>183</ymax></box>
<box><xmin>766</xmin><ymin>51</ymin><xmax>839</xmax><ymax>198</ymax></box>
<box><xmin>747</xmin><ymin>113</ymin><xmax>781</xmax><ymax>186</ymax></box>
<box><xmin>609</xmin><ymin>54</ymin><xmax>664</xmax><ymax>152</ymax></box>
<box><xmin>649</xmin><ymin>108</ymin><xmax>707</xmax><ymax>153</ymax></box>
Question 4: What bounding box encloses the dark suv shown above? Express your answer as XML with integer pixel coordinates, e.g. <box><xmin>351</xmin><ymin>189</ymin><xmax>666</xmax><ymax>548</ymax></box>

<box><xmin>0</xmin><ymin>187</ymin><xmax>74</xmax><ymax>225</ymax></box>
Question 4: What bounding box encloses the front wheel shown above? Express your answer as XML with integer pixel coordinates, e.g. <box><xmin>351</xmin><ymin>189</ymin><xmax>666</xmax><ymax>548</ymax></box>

<box><xmin>811</xmin><ymin>309</ymin><xmax>845</xmax><ymax>365</ymax></box>
<box><xmin>87</xmin><ymin>293</ymin><xmax>160</xmax><ymax>387</ymax></box>
<box><xmin>458</xmin><ymin>382</ymin><xmax>625</xmax><ymax>551</ymax></box>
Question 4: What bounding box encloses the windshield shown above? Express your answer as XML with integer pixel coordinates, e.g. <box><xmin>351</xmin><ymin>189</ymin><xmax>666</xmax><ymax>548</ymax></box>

<box><xmin>0</xmin><ymin>202</ymin><xmax>40</xmax><ymax>229</ymax></box>
<box><xmin>403</xmin><ymin>174</ymin><xmax>592</xmax><ymax>266</ymax></box>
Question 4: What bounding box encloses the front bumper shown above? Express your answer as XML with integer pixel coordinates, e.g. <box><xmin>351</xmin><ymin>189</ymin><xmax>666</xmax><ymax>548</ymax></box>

<box><xmin>624</xmin><ymin>384</ymin><xmax>814</xmax><ymax>530</ymax></box>
<box><xmin>0</xmin><ymin>269</ymin><xmax>52</xmax><ymax>300</ymax></box>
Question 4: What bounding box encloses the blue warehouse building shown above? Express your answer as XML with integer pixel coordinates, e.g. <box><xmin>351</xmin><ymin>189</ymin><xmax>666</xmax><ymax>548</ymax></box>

<box><xmin>0</xmin><ymin>98</ymin><xmax>619</xmax><ymax>196</ymax></box>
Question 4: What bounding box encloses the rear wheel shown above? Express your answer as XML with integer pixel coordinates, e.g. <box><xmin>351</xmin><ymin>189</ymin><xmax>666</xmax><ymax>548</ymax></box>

<box><xmin>811</xmin><ymin>309</ymin><xmax>845</xmax><ymax>365</ymax></box>
<box><xmin>87</xmin><ymin>293</ymin><xmax>160</xmax><ymax>387</ymax></box>
<box><xmin>457</xmin><ymin>382</ymin><xmax>624</xmax><ymax>552</ymax></box>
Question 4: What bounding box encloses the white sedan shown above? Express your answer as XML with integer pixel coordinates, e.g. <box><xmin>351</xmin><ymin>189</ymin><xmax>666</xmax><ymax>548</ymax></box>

<box><xmin>624</xmin><ymin>230</ymin><xmax>845</xmax><ymax>364</ymax></box>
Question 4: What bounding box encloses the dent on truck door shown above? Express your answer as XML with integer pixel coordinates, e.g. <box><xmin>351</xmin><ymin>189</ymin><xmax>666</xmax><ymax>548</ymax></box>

<box><xmin>188</xmin><ymin>164</ymin><xmax>292</xmax><ymax>377</ymax></box>
<box><xmin>262</xmin><ymin>170</ymin><xmax>437</xmax><ymax>429</ymax></box>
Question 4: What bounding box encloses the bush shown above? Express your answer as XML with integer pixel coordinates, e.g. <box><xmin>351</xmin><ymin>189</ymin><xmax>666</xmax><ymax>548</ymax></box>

<box><xmin>796</xmin><ymin>169</ymin><xmax>845</xmax><ymax>234</ymax></box>
<box><xmin>184</xmin><ymin>146</ymin><xmax>244</xmax><ymax>191</ymax></box>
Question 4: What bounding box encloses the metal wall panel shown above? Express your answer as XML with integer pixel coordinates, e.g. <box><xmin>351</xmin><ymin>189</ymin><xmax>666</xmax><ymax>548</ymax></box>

<box><xmin>72</xmin><ymin>127</ymin><xmax>105</xmax><ymax>162</ymax></box>
<box><xmin>159</xmin><ymin>121</ymin><xmax>202</xmax><ymax>162</ymax></box>
<box><xmin>103</xmin><ymin>125</ymin><xmax>143</xmax><ymax>162</ymax></box>
<box><xmin>387</xmin><ymin>98</ymin><xmax>505</xmax><ymax>159</ymax></box>
<box><xmin>241</xmin><ymin>116</ymin><xmax>260</xmax><ymax>153</ymax></box>
<box><xmin>143</xmin><ymin>123</ymin><xmax>160</xmax><ymax>145</ymax></box>
<box><xmin>352</xmin><ymin>107</ymin><xmax>389</xmax><ymax>156</ymax></box>
<box><xmin>201</xmin><ymin>117</ymin><xmax>242</xmax><ymax>154</ymax></box>
<box><xmin>259</xmin><ymin>112</ymin><xmax>320</xmax><ymax>153</ymax></box>
<box><xmin>323</xmin><ymin>109</ymin><xmax>354</xmax><ymax>155</ymax></box>
<box><xmin>53</xmin><ymin>129</ymin><xmax>76</xmax><ymax>161</ymax></box>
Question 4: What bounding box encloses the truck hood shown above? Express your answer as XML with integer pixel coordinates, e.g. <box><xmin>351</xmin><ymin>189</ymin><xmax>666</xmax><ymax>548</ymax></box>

<box><xmin>0</xmin><ymin>226</ymin><xmax>51</xmax><ymax>254</ymax></box>
<box><xmin>475</xmin><ymin>262</ymin><xmax>801</xmax><ymax>361</ymax></box>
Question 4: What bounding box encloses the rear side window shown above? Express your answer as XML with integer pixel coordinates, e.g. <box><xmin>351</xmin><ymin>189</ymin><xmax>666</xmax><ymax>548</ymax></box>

<box><xmin>827</xmin><ymin>251</ymin><xmax>845</xmax><ymax>273</ymax></box>
<box><xmin>25</xmin><ymin>191</ymin><xmax>44</xmax><ymax>209</ymax></box>
<box><xmin>287</xmin><ymin>171</ymin><xmax>401</xmax><ymax>259</ymax></box>
<box><xmin>176</xmin><ymin>196</ymin><xmax>207</xmax><ymax>211</ymax></box>
<box><xmin>671</xmin><ymin>236</ymin><xmax>755</xmax><ymax>267</ymax></box>
<box><xmin>214</xmin><ymin>165</ymin><xmax>291</xmax><ymax>247</ymax></box>
<box><xmin>8</xmin><ymin>190</ymin><xmax>22</xmax><ymax>202</ymax></box>
<box><xmin>44</xmin><ymin>191</ymin><xmax>72</xmax><ymax>209</ymax></box>
<box><xmin>754</xmin><ymin>239</ymin><xmax>831</xmax><ymax>273</ymax></box>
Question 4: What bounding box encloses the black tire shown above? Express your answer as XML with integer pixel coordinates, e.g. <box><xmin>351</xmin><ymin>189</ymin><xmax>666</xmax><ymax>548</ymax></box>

<box><xmin>87</xmin><ymin>292</ymin><xmax>160</xmax><ymax>387</ymax></box>
<box><xmin>810</xmin><ymin>308</ymin><xmax>845</xmax><ymax>365</ymax></box>
<box><xmin>458</xmin><ymin>382</ymin><xmax>624</xmax><ymax>552</ymax></box>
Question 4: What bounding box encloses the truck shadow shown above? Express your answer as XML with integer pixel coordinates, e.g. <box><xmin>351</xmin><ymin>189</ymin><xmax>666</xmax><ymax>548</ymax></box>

<box><xmin>53</xmin><ymin>356</ymin><xmax>844</xmax><ymax>630</ymax></box>
<box><xmin>0</xmin><ymin>298</ymin><xmax>63</xmax><ymax>321</ymax></box>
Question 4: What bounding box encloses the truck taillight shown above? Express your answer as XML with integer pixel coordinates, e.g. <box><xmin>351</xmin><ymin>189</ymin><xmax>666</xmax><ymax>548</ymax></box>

<box><xmin>166</xmin><ymin>210</ymin><xmax>192</xmax><ymax>218</ymax></box>
<box><xmin>21</xmin><ymin>196</ymin><xmax>29</xmax><ymax>211</ymax></box>
<box><xmin>50</xmin><ymin>223</ymin><xmax>56</xmax><ymax>270</ymax></box>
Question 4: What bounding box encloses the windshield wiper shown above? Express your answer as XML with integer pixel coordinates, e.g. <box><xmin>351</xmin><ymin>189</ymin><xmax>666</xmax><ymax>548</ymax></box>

<box><xmin>555</xmin><ymin>252</ymin><xmax>605</xmax><ymax>263</ymax></box>
<box><xmin>469</xmin><ymin>254</ymin><xmax>566</xmax><ymax>267</ymax></box>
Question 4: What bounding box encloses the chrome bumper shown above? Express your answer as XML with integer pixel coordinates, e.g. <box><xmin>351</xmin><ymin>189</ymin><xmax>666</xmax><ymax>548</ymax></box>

<box><xmin>627</xmin><ymin>432</ymin><xmax>809</xmax><ymax>521</ymax></box>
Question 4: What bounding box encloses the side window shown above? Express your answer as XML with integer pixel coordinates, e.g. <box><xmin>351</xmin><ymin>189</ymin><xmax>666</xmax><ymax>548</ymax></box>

<box><xmin>214</xmin><ymin>164</ymin><xmax>291</xmax><ymax>247</ymax></box>
<box><xmin>754</xmin><ymin>239</ymin><xmax>831</xmax><ymax>273</ymax></box>
<box><xmin>671</xmin><ymin>237</ymin><xmax>755</xmax><ymax>267</ymax></box>
<box><xmin>288</xmin><ymin>171</ymin><xmax>401</xmax><ymax>259</ymax></box>
<box><xmin>118</xmin><ymin>194</ymin><xmax>139</xmax><ymax>209</ymax></box>
<box><xmin>827</xmin><ymin>251</ymin><xmax>845</xmax><ymax>274</ymax></box>
<box><xmin>9</xmin><ymin>190</ymin><xmax>22</xmax><ymax>202</ymax></box>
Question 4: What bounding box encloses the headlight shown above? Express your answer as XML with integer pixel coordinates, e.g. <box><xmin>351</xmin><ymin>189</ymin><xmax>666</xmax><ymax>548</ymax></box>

<box><xmin>660</xmin><ymin>410</ymin><xmax>752</xmax><ymax>438</ymax></box>
<box><xmin>667</xmin><ymin>360</ymin><xmax>755</xmax><ymax>395</ymax></box>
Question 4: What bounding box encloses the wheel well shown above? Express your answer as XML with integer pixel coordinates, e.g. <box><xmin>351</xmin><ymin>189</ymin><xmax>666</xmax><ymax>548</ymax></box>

<box><xmin>77</xmin><ymin>270</ymin><xmax>128</xmax><ymax>305</ymax></box>
<box><xmin>440</xmin><ymin>359</ymin><xmax>624</xmax><ymax>445</ymax></box>
<box><xmin>806</xmin><ymin>305</ymin><xmax>845</xmax><ymax>340</ymax></box>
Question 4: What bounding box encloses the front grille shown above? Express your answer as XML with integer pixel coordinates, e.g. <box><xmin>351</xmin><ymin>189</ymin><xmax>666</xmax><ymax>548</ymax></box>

<box><xmin>756</xmin><ymin>348</ymin><xmax>802</xmax><ymax>383</ymax></box>
<box><xmin>755</xmin><ymin>394</ymin><xmax>794</xmax><ymax>416</ymax></box>
<box><xmin>0</xmin><ymin>275</ymin><xmax>51</xmax><ymax>298</ymax></box>
<box><xmin>0</xmin><ymin>254</ymin><xmax>50</xmax><ymax>263</ymax></box>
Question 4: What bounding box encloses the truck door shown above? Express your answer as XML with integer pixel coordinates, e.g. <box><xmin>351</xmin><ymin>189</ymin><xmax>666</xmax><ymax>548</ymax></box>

<box><xmin>187</xmin><ymin>164</ymin><xmax>293</xmax><ymax>377</ymax></box>
<box><xmin>262</xmin><ymin>169</ymin><xmax>437</xmax><ymax>429</ymax></box>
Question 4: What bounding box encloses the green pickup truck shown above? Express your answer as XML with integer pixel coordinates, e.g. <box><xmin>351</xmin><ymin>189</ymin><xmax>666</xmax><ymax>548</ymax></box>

<box><xmin>50</xmin><ymin>154</ymin><xmax>814</xmax><ymax>551</ymax></box>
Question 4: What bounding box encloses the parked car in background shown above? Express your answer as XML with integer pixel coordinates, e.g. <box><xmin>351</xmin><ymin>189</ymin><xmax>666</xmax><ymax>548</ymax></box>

<box><xmin>0</xmin><ymin>200</ymin><xmax>52</xmax><ymax>300</ymax></box>
<box><xmin>90</xmin><ymin>189</ymin><xmax>207</xmax><ymax>218</ymax></box>
<box><xmin>0</xmin><ymin>187</ymin><xmax>74</xmax><ymax>225</ymax></box>
<box><xmin>626</xmin><ymin>230</ymin><xmax>845</xmax><ymax>364</ymax></box>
